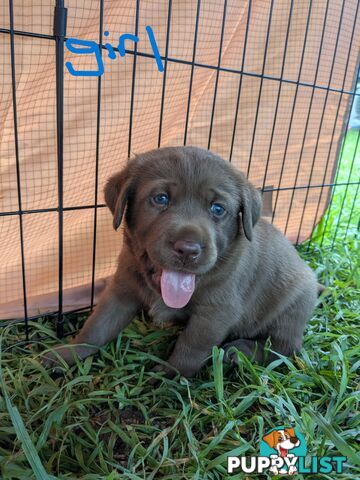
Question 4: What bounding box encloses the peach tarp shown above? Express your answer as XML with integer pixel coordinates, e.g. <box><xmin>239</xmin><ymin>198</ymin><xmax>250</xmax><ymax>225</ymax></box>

<box><xmin>0</xmin><ymin>0</ymin><xmax>359</xmax><ymax>319</ymax></box>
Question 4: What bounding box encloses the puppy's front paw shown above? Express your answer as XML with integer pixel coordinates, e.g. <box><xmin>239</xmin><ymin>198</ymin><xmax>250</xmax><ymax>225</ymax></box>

<box><xmin>223</xmin><ymin>339</ymin><xmax>257</xmax><ymax>363</ymax></box>
<box><xmin>148</xmin><ymin>363</ymin><xmax>177</xmax><ymax>385</ymax></box>
<box><xmin>42</xmin><ymin>341</ymin><xmax>99</xmax><ymax>372</ymax></box>
<box><xmin>269</xmin><ymin>466</ymin><xmax>279</xmax><ymax>475</ymax></box>
<box><xmin>42</xmin><ymin>344</ymin><xmax>79</xmax><ymax>370</ymax></box>
<box><xmin>222</xmin><ymin>338</ymin><xmax>267</xmax><ymax>364</ymax></box>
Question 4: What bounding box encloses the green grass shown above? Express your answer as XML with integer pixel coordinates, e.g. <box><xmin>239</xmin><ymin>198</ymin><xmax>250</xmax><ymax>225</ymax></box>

<box><xmin>0</xmin><ymin>131</ymin><xmax>359</xmax><ymax>479</ymax></box>
<box><xmin>310</xmin><ymin>128</ymin><xmax>359</xmax><ymax>246</ymax></box>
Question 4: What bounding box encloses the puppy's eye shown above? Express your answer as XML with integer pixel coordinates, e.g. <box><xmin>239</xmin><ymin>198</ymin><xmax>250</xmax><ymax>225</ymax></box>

<box><xmin>210</xmin><ymin>203</ymin><xmax>226</xmax><ymax>217</ymax></box>
<box><xmin>152</xmin><ymin>193</ymin><xmax>169</xmax><ymax>206</ymax></box>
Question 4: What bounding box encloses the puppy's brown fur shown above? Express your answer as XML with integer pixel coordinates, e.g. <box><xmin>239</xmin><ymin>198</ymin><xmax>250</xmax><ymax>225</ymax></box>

<box><xmin>44</xmin><ymin>147</ymin><xmax>318</xmax><ymax>377</ymax></box>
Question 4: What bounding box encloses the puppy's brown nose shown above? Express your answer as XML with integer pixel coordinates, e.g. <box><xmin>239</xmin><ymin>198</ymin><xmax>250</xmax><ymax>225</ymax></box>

<box><xmin>174</xmin><ymin>240</ymin><xmax>201</xmax><ymax>261</ymax></box>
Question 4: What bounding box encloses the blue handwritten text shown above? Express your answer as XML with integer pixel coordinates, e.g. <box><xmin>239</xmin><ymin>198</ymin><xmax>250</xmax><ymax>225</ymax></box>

<box><xmin>65</xmin><ymin>26</ymin><xmax>163</xmax><ymax>77</ymax></box>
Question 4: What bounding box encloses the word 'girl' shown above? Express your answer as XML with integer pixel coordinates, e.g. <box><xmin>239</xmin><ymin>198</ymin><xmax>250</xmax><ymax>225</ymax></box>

<box><xmin>65</xmin><ymin>26</ymin><xmax>163</xmax><ymax>77</ymax></box>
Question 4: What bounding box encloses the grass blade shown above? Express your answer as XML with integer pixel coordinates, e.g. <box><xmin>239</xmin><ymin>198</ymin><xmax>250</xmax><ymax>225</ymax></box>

<box><xmin>305</xmin><ymin>408</ymin><xmax>360</xmax><ymax>467</ymax></box>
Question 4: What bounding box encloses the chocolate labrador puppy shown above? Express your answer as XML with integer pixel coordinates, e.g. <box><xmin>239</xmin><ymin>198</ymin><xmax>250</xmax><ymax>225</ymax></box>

<box><xmin>44</xmin><ymin>146</ymin><xmax>318</xmax><ymax>377</ymax></box>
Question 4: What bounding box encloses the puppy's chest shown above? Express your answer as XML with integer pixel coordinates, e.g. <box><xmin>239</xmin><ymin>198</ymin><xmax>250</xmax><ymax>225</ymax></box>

<box><xmin>147</xmin><ymin>297</ymin><xmax>190</xmax><ymax>328</ymax></box>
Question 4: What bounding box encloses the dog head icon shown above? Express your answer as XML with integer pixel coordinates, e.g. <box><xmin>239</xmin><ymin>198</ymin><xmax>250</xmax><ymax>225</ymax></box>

<box><xmin>262</xmin><ymin>428</ymin><xmax>300</xmax><ymax>458</ymax></box>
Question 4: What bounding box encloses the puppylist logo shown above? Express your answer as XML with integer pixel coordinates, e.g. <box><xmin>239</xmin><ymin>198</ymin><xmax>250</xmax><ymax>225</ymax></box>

<box><xmin>227</xmin><ymin>426</ymin><xmax>347</xmax><ymax>475</ymax></box>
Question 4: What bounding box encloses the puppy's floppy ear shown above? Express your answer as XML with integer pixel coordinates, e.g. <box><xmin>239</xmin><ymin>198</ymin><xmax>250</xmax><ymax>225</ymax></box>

<box><xmin>285</xmin><ymin>428</ymin><xmax>296</xmax><ymax>438</ymax></box>
<box><xmin>262</xmin><ymin>430</ymin><xmax>279</xmax><ymax>449</ymax></box>
<box><xmin>239</xmin><ymin>178</ymin><xmax>262</xmax><ymax>241</ymax></box>
<box><xmin>104</xmin><ymin>166</ymin><xmax>132</xmax><ymax>231</ymax></box>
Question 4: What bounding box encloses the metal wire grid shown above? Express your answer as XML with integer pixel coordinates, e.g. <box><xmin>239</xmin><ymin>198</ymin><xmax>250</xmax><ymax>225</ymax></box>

<box><xmin>0</xmin><ymin>0</ymin><xmax>359</xmax><ymax>342</ymax></box>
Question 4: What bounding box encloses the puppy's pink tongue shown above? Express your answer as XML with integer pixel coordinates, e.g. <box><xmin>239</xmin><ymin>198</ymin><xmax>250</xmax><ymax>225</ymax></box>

<box><xmin>160</xmin><ymin>270</ymin><xmax>195</xmax><ymax>309</ymax></box>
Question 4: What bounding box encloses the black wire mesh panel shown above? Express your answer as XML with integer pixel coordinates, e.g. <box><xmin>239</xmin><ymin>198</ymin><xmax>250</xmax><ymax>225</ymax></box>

<box><xmin>0</xmin><ymin>0</ymin><xmax>359</xmax><ymax>340</ymax></box>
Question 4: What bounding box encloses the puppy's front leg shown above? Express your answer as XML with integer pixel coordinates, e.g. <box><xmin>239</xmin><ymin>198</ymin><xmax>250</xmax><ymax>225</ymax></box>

<box><xmin>163</xmin><ymin>311</ymin><xmax>229</xmax><ymax>377</ymax></box>
<box><xmin>43</xmin><ymin>282</ymin><xmax>140</xmax><ymax>368</ymax></box>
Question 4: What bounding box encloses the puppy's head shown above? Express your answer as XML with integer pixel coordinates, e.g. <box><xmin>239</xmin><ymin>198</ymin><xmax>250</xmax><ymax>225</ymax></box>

<box><xmin>263</xmin><ymin>428</ymin><xmax>300</xmax><ymax>453</ymax></box>
<box><xmin>104</xmin><ymin>147</ymin><xmax>262</xmax><ymax>308</ymax></box>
